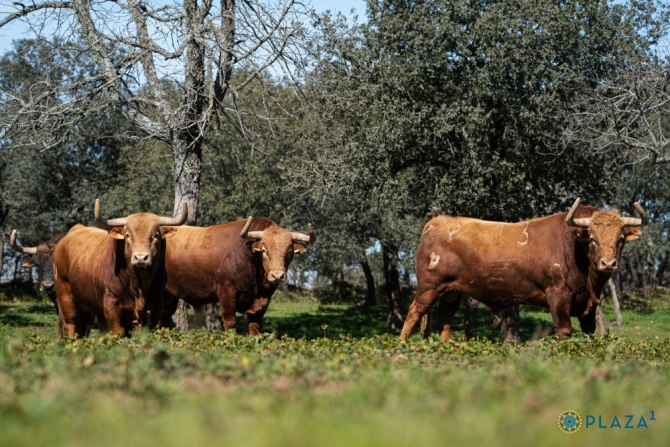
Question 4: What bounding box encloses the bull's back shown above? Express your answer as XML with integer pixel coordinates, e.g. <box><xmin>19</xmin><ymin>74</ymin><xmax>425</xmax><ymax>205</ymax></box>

<box><xmin>165</xmin><ymin>221</ymin><xmax>250</xmax><ymax>301</ymax></box>
<box><xmin>418</xmin><ymin>213</ymin><xmax>571</xmax><ymax>304</ymax></box>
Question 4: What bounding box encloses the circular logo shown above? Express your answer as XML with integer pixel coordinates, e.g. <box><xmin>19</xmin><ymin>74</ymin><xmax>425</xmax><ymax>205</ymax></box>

<box><xmin>558</xmin><ymin>409</ymin><xmax>582</xmax><ymax>434</ymax></box>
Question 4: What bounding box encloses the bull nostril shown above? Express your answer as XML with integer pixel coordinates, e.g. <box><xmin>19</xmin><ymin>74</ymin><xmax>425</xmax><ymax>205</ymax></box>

<box><xmin>41</xmin><ymin>282</ymin><xmax>55</xmax><ymax>291</ymax></box>
<box><xmin>269</xmin><ymin>271</ymin><xmax>286</xmax><ymax>282</ymax></box>
<box><xmin>133</xmin><ymin>253</ymin><xmax>149</xmax><ymax>262</ymax></box>
<box><xmin>599</xmin><ymin>259</ymin><xmax>617</xmax><ymax>270</ymax></box>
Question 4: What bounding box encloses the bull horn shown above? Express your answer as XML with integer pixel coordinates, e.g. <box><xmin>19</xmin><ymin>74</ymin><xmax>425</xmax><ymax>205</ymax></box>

<box><xmin>157</xmin><ymin>203</ymin><xmax>188</xmax><ymax>226</ymax></box>
<box><xmin>95</xmin><ymin>199</ymin><xmax>127</xmax><ymax>228</ymax></box>
<box><xmin>9</xmin><ymin>230</ymin><xmax>37</xmax><ymax>254</ymax></box>
<box><xmin>240</xmin><ymin>216</ymin><xmax>264</xmax><ymax>240</ymax></box>
<box><xmin>291</xmin><ymin>223</ymin><xmax>316</xmax><ymax>244</ymax></box>
<box><xmin>622</xmin><ymin>202</ymin><xmax>648</xmax><ymax>227</ymax></box>
<box><xmin>566</xmin><ymin>197</ymin><xmax>591</xmax><ymax>228</ymax></box>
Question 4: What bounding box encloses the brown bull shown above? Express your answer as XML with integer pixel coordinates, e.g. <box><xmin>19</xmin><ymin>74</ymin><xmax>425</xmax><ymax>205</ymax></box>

<box><xmin>161</xmin><ymin>217</ymin><xmax>315</xmax><ymax>334</ymax></box>
<box><xmin>10</xmin><ymin>230</ymin><xmax>66</xmax><ymax>314</ymax></box>
<box><xmin>400</xmin><ymin>198</ymin><xmax>647</xmax><ymax>342</ymax></box>
<box><xmin>53</xmin><ymin>200</ymin><xmax>187</xmax><ymax>337</ymax></box>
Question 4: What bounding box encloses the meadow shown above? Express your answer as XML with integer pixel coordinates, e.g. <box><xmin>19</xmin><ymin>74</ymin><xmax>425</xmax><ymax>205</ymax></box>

<box><xmin>0</xmin><ymin>289</ymin><xmax>669</xmax><ymax>447</ymax></box>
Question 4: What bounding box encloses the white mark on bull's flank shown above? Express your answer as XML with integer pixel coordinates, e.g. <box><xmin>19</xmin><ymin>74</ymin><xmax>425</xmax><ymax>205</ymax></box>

<box><xmin>517</xmin><ymin>222</ymin><xmax>529</xmax><ymax>246</ymax></box>
<box><xmin>423</xmin><ymin>224</ymin><xmax>434</xmax><ymax>234</ymax></box>
<box><xmin>497</xmin><ymin>225</ymin><xmax>504</xmax><ymax>244</ymax></box>
<box><xmin>552</xmin><ymin>263</ymin><xmax>565</xmax><ymax>290</ymax></box>
<box><xmin>428</xmin><ymin>252</ymin><xmax>440</xmax><ymax>270</ymax></box>
<box><xmin>447</xmin><ymin>223</ymin><xmax>461</xmax><ymax>242</ymax></box>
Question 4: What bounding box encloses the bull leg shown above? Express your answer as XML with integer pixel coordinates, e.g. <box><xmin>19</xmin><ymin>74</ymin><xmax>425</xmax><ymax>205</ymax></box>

<box><xmin>102</xmin><ymin>295</ymin><xmax>124</xmax><ymax>336</ymax></box>
<box><xmin>75</xmin><ymin>312</ymin><xmax>95</xmax><ymax>338</ymax></box>
<box><xmin>96</xmin><ymin>314</ymin><xmax>109</xmax><ymax>333</ymax></box>
<box><xmin>399</xmin><ymin>289</ymin><xmax>442</xmax><ymax>341</ymax></box>
<box><xmin>146</xmin><ymin>298</ymin><xmax>164</xmax><ymax>330</ymax></box>
<box><xmin>420</xmin><ymin>312</ymin><xmax>432</xmax><ymax>339</ymax></box>
<box><xmin>221</xmin><ymin>306</ymin><xmax>236</xmax><ymax>332</ymax></box>
<box><xmin>55</xmin><ymin>280</ymin><xmax>77</xmax><ymax>338</ymax></box>
<box><xmin>217</xmin><ymin>286</ymin><xmax>237</xmax><ymax>332</ymax></box>
<box><xmin>436</xmin><ymin>293</ymin><xmax>462</xmax><ymax>343</ymax></box>
<box><xmin>159</xmin><ymin>292</ymin><xmax>179</xmax><ymax>329</ymax></box>
<box><xmin>547</xmin><ymin>291</ymin><xmax>573</xmax><ymax>339</ymax></box>
<box><xmin>247</xmin><ymin>310</ymin><xmax>268</xmax><ymax>336</ymax></box>
<box><xmin>578</xmin><ymin>309</ymin><xmax>597</xmax><ymax>335</ymax></box>
<box><xmin>56</xmin><ymin>313</ymin><xmax>64</xmax><ymax>338</ymax></box>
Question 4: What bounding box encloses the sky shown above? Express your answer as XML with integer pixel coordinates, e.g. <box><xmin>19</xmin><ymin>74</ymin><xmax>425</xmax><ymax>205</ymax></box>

<box><xmin>0</xmin><ymin>0</ymin><xmax>367</xmax><ymax>55</ymax></box>
<box><xmin>311</xmin><ymin>0</ymin><xmax>366</xmax><ymax>16</ymax></box>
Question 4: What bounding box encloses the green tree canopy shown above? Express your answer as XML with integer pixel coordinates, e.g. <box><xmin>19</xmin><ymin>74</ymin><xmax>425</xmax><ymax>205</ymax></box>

<box><xmin>298</xmin><ymin>0</ymin><xmax>664</xmax><ymax>221</ymax></box>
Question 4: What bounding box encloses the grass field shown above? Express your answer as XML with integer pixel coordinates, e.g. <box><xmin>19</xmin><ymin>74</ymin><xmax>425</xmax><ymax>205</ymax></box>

<box><xmin>1</xmin><ymin>290</ymin><xmax>669</xmax><ymax>447</ymax></box>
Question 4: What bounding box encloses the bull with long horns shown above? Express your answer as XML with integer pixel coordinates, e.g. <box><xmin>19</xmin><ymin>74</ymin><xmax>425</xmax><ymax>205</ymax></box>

<box><xmin>53</xmin><ymin>200</ymin><xmax>187</xmax><ymax>337</ymax></box>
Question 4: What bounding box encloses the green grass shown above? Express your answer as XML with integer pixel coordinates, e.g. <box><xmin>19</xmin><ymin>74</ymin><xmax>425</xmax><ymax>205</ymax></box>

<box><xmin>1</xmin><ymin>291</ymin><xmax>669</xmax><ymax>447</ymax></box>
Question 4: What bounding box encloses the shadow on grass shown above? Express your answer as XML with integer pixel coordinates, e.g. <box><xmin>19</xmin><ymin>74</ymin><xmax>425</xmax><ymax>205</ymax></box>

<box><xmin>0</xmin><ymin>302</ymin><xmax>54</xmax><ymax>327</ymax></box>
<box><xmin>261</xmin><ymin>300</ymin><xmax>557</xmax><ymax>342</ymax></box>
<box><xmin>443</xmin><ymin>304</ymin><xmax>556</xmax><ymax>341</ymax></box>
<box><xmin>263</xmin><ymin>303</ymin><xmax>389</xmax><ymax>339</ymax></box>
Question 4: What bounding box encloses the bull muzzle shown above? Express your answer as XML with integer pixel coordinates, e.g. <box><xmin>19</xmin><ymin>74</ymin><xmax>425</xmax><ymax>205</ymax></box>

<box><xmin>598</xmin><ymin>258</ymin><xmax>618</xmax><ymax>273</ymax></box>
<box><xmin>131</xmin><ymin>252</ymin><xmax>152</xmax><ymax>268</ymax></box>
<box><xmin>268</xmin><ymin>270</ymin><xmax>286</xmax><ymax>283</ymax></box>
<box><xmin>40</xmin><ymin>281</ymin><xmax>55</xmax><ymax>292</ymax></box>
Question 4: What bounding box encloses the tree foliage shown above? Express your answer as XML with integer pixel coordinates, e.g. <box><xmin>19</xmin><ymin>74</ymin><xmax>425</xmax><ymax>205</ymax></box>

<box><xmin>299</xmin><ymin>0</ymin><xmax>663</xmax><ymax>221</ymax></box>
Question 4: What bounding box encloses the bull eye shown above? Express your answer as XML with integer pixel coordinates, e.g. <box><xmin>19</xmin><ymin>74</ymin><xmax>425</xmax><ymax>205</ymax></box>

<box><xmin>125</xmin><ymin>233</ymin><xmax>131</xmax><ymax>240</ymax></box>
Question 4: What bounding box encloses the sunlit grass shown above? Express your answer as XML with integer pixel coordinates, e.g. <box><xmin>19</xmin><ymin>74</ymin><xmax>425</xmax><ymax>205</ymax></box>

<box><xmin>1</xmin><ymin>290</ymin><xmax>669</xmax><ymax>447</ymax></box>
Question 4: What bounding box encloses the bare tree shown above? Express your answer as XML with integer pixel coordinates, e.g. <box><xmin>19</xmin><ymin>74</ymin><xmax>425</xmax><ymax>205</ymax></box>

<box><xmin>1</xmin><ymin>0</ymin><xmax>308</xmax><ymax>329</ymax></box>
<box><xmin>559</xmin><ymin>55</ymin><xmax>670</xmax><ymax>165</ymax></box>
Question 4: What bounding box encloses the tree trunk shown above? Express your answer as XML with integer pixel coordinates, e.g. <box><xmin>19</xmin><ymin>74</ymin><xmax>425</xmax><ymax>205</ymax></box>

<box><xmin>13</xmin><ymin>256</ymin><xmax>20</xmax><ymax>282</ymax></box>
<box><xmin>382</xmin><ymin>248</ymin><xmax>404</xmax><ymax>330</ymax></box>
<box><xmin>0</xmin><ymin>236</ymin><xmax>4</xmax><ymax>281</ymax></box>
<box><xmin>170</xmin><ymin>135</ymin><xmax>204</xmax><ymax>331</ymax></box>
<box><xmin>500</xmin><ymin>305</ymin><xmax>520</xmax><ymax>343</ymax></box>
<box><xmin>360</xmin><ymin>258</ymin><xmax>376</xmax><ymax>306</ymax></box>
<box><xmin>656</xmin><ymin>250</ymin><xmax>669</xmax><ymax>288</ymax></box>
<box><xmin>463</xmin><ymin>295</ymin><xmax>477</xmax><ymax>340</ymax></box>
<box><xmin>633</xmin><ymin>251</ymin><xmax>645</xmax><ymax>289</ymax></box>
<box><xmin>595</xmin><ymin>304</ymin><xmax>609</xmax><ymax>335</ymax></box>
<box><xmin>172</xmin><ymin>299</ymin><xmax>189</xmax><ymax>331</ymax></box>
<box><xmin>608</xmin><ymin>278</ymin><xmax>623</xmax><ymax>327</ymax></box>
<box><xmin>622</xmin><ymin>255</ymin><xmax>632</xmax><ymax>293</ymax></box>
<box><xmin>205</xmin><ymin>303</ymin><xmax>223</xmax><ymax>331</ymax></box>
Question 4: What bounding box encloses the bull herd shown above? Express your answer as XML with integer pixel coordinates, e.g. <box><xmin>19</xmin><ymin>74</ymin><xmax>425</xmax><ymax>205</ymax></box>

<box><xmin>10</xmin><ymin>197</ymin><xmax>648</xmax><ymax>341</ymax></box>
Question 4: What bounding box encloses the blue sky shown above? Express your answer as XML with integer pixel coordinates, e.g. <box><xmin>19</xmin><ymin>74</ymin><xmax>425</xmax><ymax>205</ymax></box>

<box><xmin>312</xmin><ymin>0</ymin><xmax>366</xmax><ymax>15</ymax></box>
<box><xmin>0</xmin><ymin>1</ymin><xmax>367</xmax><ymax>55</ymax></box>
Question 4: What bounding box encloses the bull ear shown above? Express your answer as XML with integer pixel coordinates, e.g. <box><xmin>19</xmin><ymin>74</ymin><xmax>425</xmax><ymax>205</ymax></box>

<box><xmin>293</xmin><ymin>243</ymin><xmax>307</xmax><ymax>254</ymax></box>
<box><xmin>109</xmin><ymin>227</ymin><xmax>125</xmax><ymax>240</ymax></box>
<box><xmin>574</xmin><ymin>228</ymin><xmax>589</xmax><ymax>241</ymax></box>
<box><xmin>21</xmin><ymin>258</ymin><xmax>34</xmax><ymax>268</ymax></box>
<box><xmin>625</xmin><ymin>227</ymin><xmax>642</xmax><ymax>241</ymax></box>
<box><xmin>252</xmin><ymin>241</ymin><xmax>263</xmax><ymax>252</ymax></box>
<box><xmin>160</xmin><ymin>227</ymin><xmax>178</xmax><ymax>238</ymax></box>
